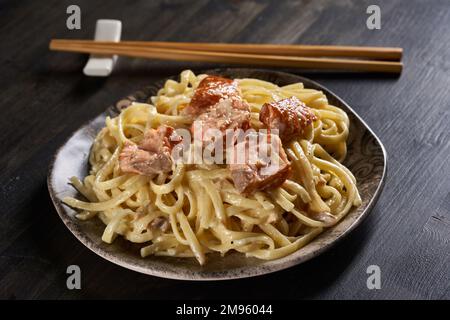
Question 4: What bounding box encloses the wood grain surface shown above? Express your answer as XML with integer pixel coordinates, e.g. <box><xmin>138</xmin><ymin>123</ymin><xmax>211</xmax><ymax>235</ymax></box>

<box><xmin>0</xmin><ymin>0</ymin><xmax>449</xmax><ymax>299</ymax></box>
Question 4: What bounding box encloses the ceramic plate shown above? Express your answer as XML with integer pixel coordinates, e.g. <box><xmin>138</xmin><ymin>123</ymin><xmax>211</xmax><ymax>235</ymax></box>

<box><xmin>48</xmin><ymin>68</ymin><xmax>386</xmax><ymax>280</ymax></box>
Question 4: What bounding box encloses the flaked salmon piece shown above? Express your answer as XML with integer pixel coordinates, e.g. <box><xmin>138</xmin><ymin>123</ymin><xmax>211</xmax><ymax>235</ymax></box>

<box><xmin>259</xmin><ymin>96</ymin><xmax>317</xmax><ymax>142</ymax></box>
<box><xmin>230</xmin><ymin>133</ymin><xmax>291</xmax><ymax>194</ymax></box>
<box><xmin>119</xmin><ymin>143</ymin><xmax>172</xmax><ymax>177</ymax></box>
<box><xmin>193</xmin><ymin>98</ymin><xmax>251</xmax><ymax>143</ymax></box>
<box><xmin>119</xmin><ymin>125</ymin><xmax>181</xmax><ymax>177</ymax></box>
<box><xmin>183</xmin><ymin>75</ymin><xmax>248</xmax><ymax>117</ymax></box>
<box><xmin>139</xmin><ymin>125</ymin><xmax>181</xmax><ymax>153</ymax></box>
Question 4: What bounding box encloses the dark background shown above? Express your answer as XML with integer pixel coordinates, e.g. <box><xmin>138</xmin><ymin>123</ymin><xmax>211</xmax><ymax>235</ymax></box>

<box><xmin>0</xmin><ymin>0</ymin><xmax>449</xmax><ymax>299</ymax></box>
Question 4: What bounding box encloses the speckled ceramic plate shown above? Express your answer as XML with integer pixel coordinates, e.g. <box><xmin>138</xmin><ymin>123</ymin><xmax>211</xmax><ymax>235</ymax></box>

<box><xmin>48</xmin><ymin>68</ymin><xmax>386</xmax><ymax>280</ymax></box>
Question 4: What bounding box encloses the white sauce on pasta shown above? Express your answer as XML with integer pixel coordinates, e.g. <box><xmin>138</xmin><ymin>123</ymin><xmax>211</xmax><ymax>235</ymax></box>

<box><xmin>63</xmin><ymin>70</ymin><xmax>361</xmax><ymax>265</ymax></box>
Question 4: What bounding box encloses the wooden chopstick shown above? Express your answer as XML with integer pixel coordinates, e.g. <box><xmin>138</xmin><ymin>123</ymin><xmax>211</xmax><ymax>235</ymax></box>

<box><xmin>52</xmin><ymin>39</ymin><xmax>403</xmax><ymax>61</ymax></box>
<box><xmin>49</xmin><ymin>40</ymin><xmax>403</xmax><ymax>73</ymax></box>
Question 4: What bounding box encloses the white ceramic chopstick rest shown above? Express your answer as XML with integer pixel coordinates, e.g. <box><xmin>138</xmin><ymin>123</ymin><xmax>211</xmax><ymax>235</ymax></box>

<box><xmin>83</xmin><ymin>19</ymin><xmax>122</xmax><ymax>77</ymax></box>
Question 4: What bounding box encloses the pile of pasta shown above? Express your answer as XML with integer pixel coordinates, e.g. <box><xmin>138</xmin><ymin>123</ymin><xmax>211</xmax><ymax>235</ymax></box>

<box><xmin>64</xmin><ymin>70</ymin><xmax>361</xmax><ymax>265</ymax></box>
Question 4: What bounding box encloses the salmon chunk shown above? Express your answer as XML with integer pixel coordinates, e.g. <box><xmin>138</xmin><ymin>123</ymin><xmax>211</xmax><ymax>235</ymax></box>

<box><xmin>183</xmin><ymin>75</ymin><xmax>247</xmax><ymax>117</ymax></box>
<box><xmin>230</xmin><ymin>133</ymin><xmax>291</xmax><ymax>194</ymax></box>
<box><xmin>194</xmin><ymin>98</ymin><xmax>251</xmax><ymax>142</ymax></box>
<box><xmin>119</xmin><ymin>125</ymin><xmax>181</xmax><ymax>177</ymax></box>
<box><xmin>139</xmin><ymin>125</ymin><xmax>181</xmax><ymax>153</ymax></box>
<box><xmin>259</xmin><ymin>96</ymin><xmax>317</xmax><ymax>142</ymax></box>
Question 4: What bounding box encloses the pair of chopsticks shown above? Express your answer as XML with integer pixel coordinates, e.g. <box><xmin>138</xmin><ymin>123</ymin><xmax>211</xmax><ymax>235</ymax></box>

<box><xmin>49</xmin><ymin>39</ymin><xmax>403</xmax><ymax>73</ymax></box>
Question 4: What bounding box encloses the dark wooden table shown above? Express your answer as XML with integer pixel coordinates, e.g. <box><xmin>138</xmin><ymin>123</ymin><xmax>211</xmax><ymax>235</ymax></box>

<box><xmin>0</xmin><ymin>0</ymin><xmax>449</xmax><ymax>300</ymax></box>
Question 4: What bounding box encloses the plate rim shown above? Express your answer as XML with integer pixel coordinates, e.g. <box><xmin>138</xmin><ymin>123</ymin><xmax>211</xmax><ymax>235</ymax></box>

<box><xmin>48</xmin><ymin>68</ymin><xmax>387</xmax><ymax>281</ymax></box>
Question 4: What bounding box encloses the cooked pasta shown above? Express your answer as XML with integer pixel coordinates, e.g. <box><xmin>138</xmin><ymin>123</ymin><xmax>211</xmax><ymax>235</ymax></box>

<box><xmin>63</xmin><ymin>70</ymin><xmax>361</xmax><ymax>265</ymax></box>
